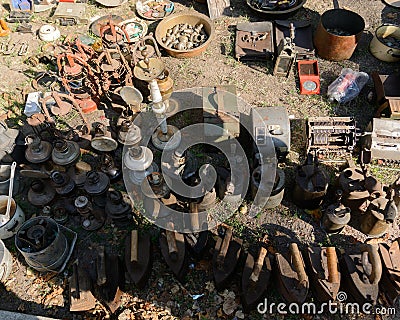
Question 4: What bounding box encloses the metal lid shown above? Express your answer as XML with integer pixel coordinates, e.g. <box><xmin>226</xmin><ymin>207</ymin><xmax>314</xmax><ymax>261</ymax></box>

<box><xmin>91</xmin><ymin>136</ymin><xmax>118</xmax><ymax>152</ymax></box>
<box><xmin>25</xmin><ymin>135</ymin><xmax>53</xmax><ymax>164</ymax></box>
<box><xmin>84</xmin><ymin>171</ymin><xmax>110</xmax><ymax>195</ymax></box>
<box><xmin>52</xmin><ymin>140</ymin><xmax>80</xmax><ymax>166</ymax></box>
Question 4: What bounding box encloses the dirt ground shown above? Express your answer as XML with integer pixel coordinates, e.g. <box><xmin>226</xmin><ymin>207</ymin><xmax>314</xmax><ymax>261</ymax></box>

<box><xmin>0</xmin><ymin>0</ymin><xmax>400</xmax><ymax>319</ymax></box>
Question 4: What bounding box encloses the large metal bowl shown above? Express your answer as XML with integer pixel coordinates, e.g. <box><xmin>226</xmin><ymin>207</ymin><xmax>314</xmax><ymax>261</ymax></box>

<box><xmin>246</xmin><ymin>0</ymin><xmax>307</xmax><ymax>19</ymax></box>
<box><xmin>155</xmin><ymin>12</ymin><xmax>214</xmax><ymax>58</ymax></box>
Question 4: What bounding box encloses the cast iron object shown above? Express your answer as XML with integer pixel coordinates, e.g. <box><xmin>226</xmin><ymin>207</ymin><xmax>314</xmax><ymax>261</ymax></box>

<box><xmin>340</xmin><ymin>244</ymin><xmax>382</xmax><ymax>305</ymax></box>
<box><xmin>235</xmin><ymin>22</ymin><xmax>274</xmax><ymax>61</ymax></box>
<box><xmin>118</xmin><ymin>120</ymin><xmax>142</xmax><ymax>146</ymax></box>
<box><xmin>313</xmin><ymin>1</ymin><xmax>365</xmax><ymax>61</ymax></box>
<box><xmin>141</xmin><ymin>172</ymin><xmax>171</xmax><ymax>199</ymax></box>
<box><xmin>379</xmin><ymin>239</ymin><xmax>400</xmax><ymax>305</ymax></box>
<box><xmin>84</xmin><ymin>171</ymin><xmax>110</xmax><ymax>196</ymax></box>
<box><xmin>155</xmin><ymin>12</ymin><xmax>214</xmax><ymax>58</ymax></box>
<box><xmin>67</xmin><ymin>161</ymin><xmax>92</xmax><ymax>187</ymax></box>
<box><xmin>305</xmin><ymin>247</ymin><xmax>341</xmax><ymax>302</ymax></box>
<box><xmin>95</xmin><ymin>246</ymin><xmax>124</xmax><ymax>314</ymax></box>
<box><xmin>25</xmin><ymin>135</ymin><xmax>52</xmax><ymax>164</ymax></box>
<box><xmin>75</xmin><ymin>196</ymin><xmax>105</xmax><ymax>231</ymax></box>
<box><xmin>124</xmin><ymin>230</ymin><xmax>152</xmax><ymax>289</ymax></box>
<box><xmin>90</xmin><ymin>15</ymin><xmax>124</xmax><ymax>37</ymax></box>
<box><xmin>275</xmin><ymin>243</ymin><xmax>309</xmax><ymax>304</ymax></box>
<box><xmin>51</xmin><ymin>139</ymin><xmax>80</xmax><ymax>166</ymax></box>
<box><xmin>321</xmin><ymin>202</ymin><xmax>351</xmax><ymax>233</ymax></box>
<box><xmin>213</xmin><ymin>226</ymin><xmax>243</xmax><ymax>290</ymax></box>
<box><xmin>360</xmin><ymin>196</ymin><xmax>397</xmax><ymax>238</ymax></box>
<box><xmin>293</xmin><ymin>153</ymin><xmax>328</xmax><ymax>209</ymax></box>
<box><xmin>275</xmin><ymin>20</ymin><xmax>314</xmax><ymax>60</ymax></box>
<box><xmin>241</xmin><ymin>245</ymin><xmax>273</xmax><ymax>312</ymax></box>
<box><xmin>91</xmin><ymin>123</ymin><xmax>118</xmax><ymax>153</ymax></box>
<box><xmin>100</xmin><ymin>154</ymin><xmax>121</xmax><ymax>181</ymax></box>
<box><xmin>160</xmin><ymin>229</ymin><xmax>188</xmax><ymax>282</ymax></box>
<box><xmin>372</xmin><ymin>72</ymin><xmax>400</xmax><ymax>119</ymax></box>
<box><xmin>69</xmin><ymin>261</ymin><xmax>96</xmax><ymax>312</ymax></box>
<box><xmin>27</xmin><ymin>179</ymin><xmax>56</xmax><ymax>207</ymax></box>
<box><xmin>251</xmin><ymin>167</ymin><xmax>285</xmax><ymax>209</ymax></box>
<box><xmin>51</xmin><ymin>171</ymin><xmax>75</xmax><ymax>195</ymax></box>
<box><xmin>184</xmin><ymin>202</ymin><xmax>210</xmax><ymax>258</ymax></box>
<box><xmin>105</xmin><ymin>190</ymin><xmax>132</xmax><ymax>224</ymax></box>
<box><xmin>246</xmin><ymin>0</ymin><xmax>307</xmax><ymax>19</ymax></box>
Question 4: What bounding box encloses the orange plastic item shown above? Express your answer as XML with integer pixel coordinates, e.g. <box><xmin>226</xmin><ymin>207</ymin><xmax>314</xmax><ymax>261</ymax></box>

<box><xmin>297</xmin><ymin>60</ymin><xmax>320</xmax><ymax>95</ymax></box>
<box><xmin>0</xmin><ymin>20</ymin><xmax>11</xmax><ymax>37</ymax></box>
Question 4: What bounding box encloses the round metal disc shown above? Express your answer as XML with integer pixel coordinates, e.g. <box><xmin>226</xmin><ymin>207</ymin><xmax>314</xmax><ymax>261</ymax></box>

<box><xmin>303</xmin><ymin>80</ymin><xmax>317</xmax><ymax>92</ymax></box>
<box><xmin>120</xmin><ymin>86</ymin><xmax>143</xmax><ymax>105</ymax></box>
<box><xmin>91</xmin><ymin>136</ymin><xmax>118</xmax><ymax>152</ymax></box>
<box><xmin>133</xmin><ymin>58</ymin><xmax>165</xmax><ymax>81</ymax></box>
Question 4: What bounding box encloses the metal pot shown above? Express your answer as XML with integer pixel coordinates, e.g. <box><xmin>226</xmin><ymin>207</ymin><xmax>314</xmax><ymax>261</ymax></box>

<box><xmin>314</xmin><ymin>1</ymin><xmax>365</xmax><ymax>61</ymax></box>
<box><xmin>0</xmin><ymin>195</ymin><xmax>25</xmax><ymax>239</ymax></box>
<box><xmin>370</xmin><ymin>25</ymin><xmax>400</xmax><ymax>62</ymax></box>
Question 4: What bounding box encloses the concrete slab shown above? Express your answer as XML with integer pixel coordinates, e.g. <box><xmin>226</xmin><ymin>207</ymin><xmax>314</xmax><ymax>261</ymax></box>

<box><xmin>0</xmin><ymin>310</ymin><xmax>60</xmax><ymax>320</ymax></box>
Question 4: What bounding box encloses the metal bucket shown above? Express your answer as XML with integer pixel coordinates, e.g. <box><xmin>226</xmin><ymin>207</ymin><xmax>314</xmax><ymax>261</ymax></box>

<box><xmin>0</xmin><ymin>195</ymin><xmax>25</xmax><ymax>239</ymax></box>
<box><xmin>0</xmin><ymin>239</ymin><xmax>12</xmax><ymax>282</ymax></box>
<box><xmin>314</xmin><ymin>8</ymin><xmax>365</xmax><ymax>61</ymax></box>
<box><xmin>370</xmin><ymin>25</ymin><xmax>400</xmax><ymax>62</ymax></box>
<box><xmin>15</xmin><ymin>217</ymin><xmax>69</xmax><ymax>272</ymax></box>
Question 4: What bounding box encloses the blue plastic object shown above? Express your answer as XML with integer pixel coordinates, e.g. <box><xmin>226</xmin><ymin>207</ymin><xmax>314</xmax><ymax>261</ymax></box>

<box><xmin>10</xmin><ymin>0</ymin><xmax>32</xmax><ymax>12</ymax></box>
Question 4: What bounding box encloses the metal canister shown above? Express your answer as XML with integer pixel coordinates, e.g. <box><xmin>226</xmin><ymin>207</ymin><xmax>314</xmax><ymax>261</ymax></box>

<box><xmin>15</xmin><ymin>217</ymin><xmax>69</xmax><ymax>272</ymax></box>
<box><xmin>314</xmin><ymin>8</ymin><xmax>365</xmax><ymax>61</ymax></box>
<box><xmin>0</xmin><ymin>195</ymin><xmax>25</xmax><ymax>239</ymax></box>
<box><xmin>370</xmin><ymin>25</ymin><xmax>400</xmax><ymax>63</ymax></box>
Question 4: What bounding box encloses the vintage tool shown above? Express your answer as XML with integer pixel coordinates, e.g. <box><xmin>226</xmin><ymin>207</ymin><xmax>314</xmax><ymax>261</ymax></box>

<box><xmin>307</xmin><ymin>117</ymin><xmax>358</xmax><ymax>162</ymax></box>
<box><xmin>360</xmin><ymin>194</ymin><xmax>397</xmax><ymax>238</ymax></box>
<box><xmin>251</xmin><ymin>106</ymin><xmax>290</xmax><ymax>162</ymax></box>
<box><xmin>24</xmin><ymin>135</ymin><xmax>52</xmax><ymax>163</ymax></box>
<box><xmin>0</xmin><ymin>20</ymin><xmax>11</xmax><ymax>37</ymax></box>
<box><xmin>51</xmin><ymin>2</ymin><xmax>87</xmax><ymax>25</ymax></box>
<box><xmin>0</xmin><ymin>194</ymin><xmax>25</xmax><ymax>239</ymax></box>
<box><xmin>75</xmin><ymin>196</ymin><xmax>105</xmax><ymax>231</ymax></box>
<box><xmin>297</xmin><ymin>60</ymin><xmax>320</xmax><ymax>95</ymax></box>
<box><xmin>203</xmin><ymin>85</ymin><xmax>240</xmax><ymax>142</ymax></box>
<box><xmin>321</xmin><ymin>192</ymin><xmax>351</xmax><ymax>233</ymax></box>
<box><xmin>379</xmin><ymin>238</ymin><xmax>400</xmax><ymax>305</ymax></box>
<box><xmin>313</xmin><ymin>0</ymin><xmax>365</xmax><ymax>61</ymax></box>
<box><xmin>213</xmin><ymin>225</ymin><xmax>242</xmax><ymax>290</ymax></box>
<box><xmin>293</xmin><ymin>153</ymin><xmax>329</xmax><ymax>209</ymax></box>
<box><xmin>51</xmin><ymin>139</ymin><xmax>80</xmax><ymax>166</ymax></box>
<box><xmin>91</xmin><ymin>123</ymin><xmax>118</xmax><ymax>153</ymax></box>
<box><xmin>241</xmin><ymin>242</ymin><xmax>273</xmax><ymax>311</ymax></box>
<box><xmin>275</xmin><ymin>243</ymin><xmax>309</xmax><ymax>304</ymax></box>
<box><xmin>235</xmin><ymin>21</ymin><xmax>274</xmax><ymax>61</ymax></box>
<box><xmin>273</xmin><ymin>23</ymin><xmax>296</xmax><ymax>77</ymax></box>
<box><xmin>340</xmin><ymin>244</ymin><xmax>381</xmax><ymax>304</ymax></box>
<box><xmin>184</xmin><ymin>202</ymin><xmax>210</xmax><ymax>257</ymax></box>
<box><xmin>159</xmin><ymin>225</ymin><xmax>188</xmax><ymax>282</ymax></box>
<box><xmin>251</xmin><ymin>166</ymin><xmax>285</xmax><ymax>209</ymax></box>
<box><xmin>305</xmin><ymin>246</ymin><xmax>340</xmax><ymax>302</ymax></box>
<box><xmin>105</xmin><ymin>190</ymin><xmax>132</xmax><ymax>226</ymax></box>
<box><xmin>275</xmin><ymin>20</ymin><xmax>314</xmax><ymax>60</ymax></box>
<box><xmin>100</xmin><ymin>154</ymin><xmax>121</xmax><ymax>181</ymax></box>
<box><xmin>51</xmin><ymin>171</ymin><xmax>75</xmax><ymax>195</ymax></box>
<box><xmin>124</xmin><ymin>230</ymin><xmax>152</xmax><ymax>288</ymax></box>
<box><xmin>69</xmin><ymin>261</ymin><xmax>97</xmax><ymax>312</ymax></box>
<box><xmin>15</xmin><ymin>217</ymin><xmax>77</xmax><ymax>273</ymax></box>
<box><xmin>372</xmin><ymin>72</ymin><xmax>400</xmax><ymax>119</ymax></box>
<box><xmin>67</xmin><ymin>161</ymin><xmax>92</xmax><ymax>187</ymax></box>
<box><xmin>95</xmin><ymin>246</ymin><xmax>123</xmax><ymax>313</ymax></box>
<box><xmin>124</xmin><ymin>146</ymin><xmax>158</xmax><ymax>185</ymax></box>
<box><xmin>27</xmin><ymin>179</ymin><xmax>55</xmax><ymax>207</ymax></box>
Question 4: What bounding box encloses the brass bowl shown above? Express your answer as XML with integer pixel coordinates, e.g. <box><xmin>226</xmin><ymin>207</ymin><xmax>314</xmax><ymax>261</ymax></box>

<box><xmin>155</xmin><ymin>12</ymin><xmax>214</xmax><ymax>58</ymax></box>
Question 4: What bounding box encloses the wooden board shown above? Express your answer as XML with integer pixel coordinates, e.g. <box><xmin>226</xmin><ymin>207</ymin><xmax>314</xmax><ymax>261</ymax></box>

<box><xmin>207</xmin><ymin>0</ymin><xmax>230</xmax><ymax>19</ymax></box>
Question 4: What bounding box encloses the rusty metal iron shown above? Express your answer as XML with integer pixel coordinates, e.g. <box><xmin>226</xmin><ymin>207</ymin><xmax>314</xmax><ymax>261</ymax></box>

<box><xmin>305</xmin><ymin>246</ymin><xmax>341</xmax><ymax>302</ymax></box>
<box><xmin>184</xmin><ymin>202</ymin><xmax>210</xmax><ymax>257</ymax></box>
<box><xmin>235</xmin><ymin>21</ymin><xmax>274</xmax><ymax>61</ymax></box>
<box><xmin>275</xmin><ymin>243</ymin><xmax>309</xmax><ymax>304</ymax></box>
<box><xmin>100</xmin><ymin>154</ymin><xmax>121</xmax><ymax>181</ymax></box>
<box><xmin>313</xmin><ymin>5</ymin><xmax>365</xmax><ymax>61</ymax></box>
<box><xmin>241</xmin><ymin>242</ymin><xmax>273</xmax><ymax>312</ymax></box>
<box><xmin>27</xmin><ymin>179</ymin><xmax>56</xmax><ymax>207</ymax></box>
<box><xmin>124</xmin><ymin>230</ymin><xmax>152</xmax><ymax>288</ymax></box>
<box><xmin>51</xmin><ymin>171</ymin><xmax>75</xmax><ymax>195</ymax></box>
<box><xmin>105</xmin><ymin>190</ymin><xmax>132</xmax><ymax>226</ymax></box>
<box><xmin>293</xmin><ymin>153</ymin><xmax>329</xmax><ymax>209</ymax></box>
<box><xmin>379</xmin><ymin>238</ymin><xmax>400</xmax><ymax>305</ymax></box>
<box><xmin>69</xmin><ymin>261</ymin><xmax>97</xmax><ymax>312</ymax></box>
<box><xmin>307</xmin><ymin>117</ymin><xmax>358</xmax><ymax>162</ymax></box>
<box><xmin>341</xmin><ymin>244</ymin><xmax>382</xmax><ymax>304</ymax></box>
<box><xmin>95</xmin><ymin>246</ymin><xmax>123</xmax><ymax>313</ymax></box>
<box><xmin>213</xmin><ymin>225</ymin><xmax>242</xmax><ymax>290</ymax></box>
<box><xmin>159</xmin><ymin>226</ymin><xmax>188</xmax><ymax>282</ymax></box>
<box><xmin>322</xmin><ymin>201</ymin><xmax>351</xmax><ymax>233</ymax></box>
<box><xmin>75</xmin><ymin>196</ymin><xmax>105</xmax><ymax>231</ymax></box>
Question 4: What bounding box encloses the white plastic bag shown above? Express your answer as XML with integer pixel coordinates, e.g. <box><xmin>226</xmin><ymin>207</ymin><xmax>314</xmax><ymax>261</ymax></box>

<box><xmin>327</xmin><ymin>68</ymin><xmax>369</xmax><ymax>103</ymax></box>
